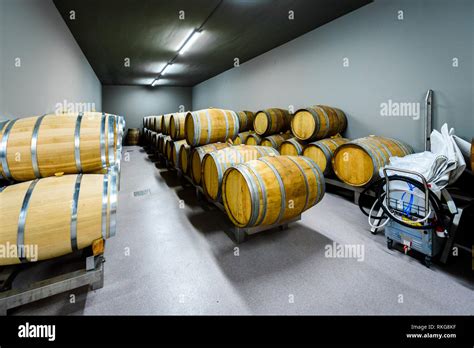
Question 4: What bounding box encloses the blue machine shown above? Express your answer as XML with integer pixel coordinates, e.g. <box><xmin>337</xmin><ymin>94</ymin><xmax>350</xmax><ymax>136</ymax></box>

<box><xmin>384</xmin><ymin>220</ymin><xmax>445</xmax><ymax>267</ymax></box>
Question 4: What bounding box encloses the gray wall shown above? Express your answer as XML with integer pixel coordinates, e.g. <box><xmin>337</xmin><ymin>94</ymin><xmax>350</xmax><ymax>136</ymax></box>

<box><xmin>0</xmin><ymin>0</ymin><xmax>101</xmax><ymax>121</ymax></box>
<box><xmin>102</xmin><ymin>85</ymin><xmax>193</xmax><ymax>130</ymax></box>
<box><xmin>193</xmin><ymin>0</ymin><xmax>474</xmax><ymax>151</ymax></box>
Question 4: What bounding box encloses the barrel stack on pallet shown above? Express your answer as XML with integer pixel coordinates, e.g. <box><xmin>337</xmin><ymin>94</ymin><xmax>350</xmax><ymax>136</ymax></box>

<box><xmin>0</xmin><ymin>111</ymin><xmax>124</xmax><ymax>266</ymax></box>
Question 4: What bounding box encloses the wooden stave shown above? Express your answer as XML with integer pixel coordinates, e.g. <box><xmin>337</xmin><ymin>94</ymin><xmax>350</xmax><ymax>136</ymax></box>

<box><xmin>302</xmin><ymin>138</ymin><xmax>350</xmax><ymax>175</ymax></box>
<box><xmin>0</xmin><ymin>113</ymin><xmax>118</xmax><ymax>182</ymax></box>
<box><xmin>0</xmin><ymin>172</ymin><xmax>118</xmax><ymax>266</ymax></box>
<box><xmin>222</xmin><ymin>155</ymin><xmax>325</xmax><ymax>228</ymax></box>
<box><xmin>253</xmin><ymin>108</ymin><xmax>292</xmax><ymax>136</ymax></box>
<box><xmin>184</xmin><ymin>109</ymin><xmax>240</xmax><ymax>147</ymax></box>
<box><xmin>202</xmin><ymin>145</ymin><xmax>280</xmax><ymax>201</ymax></box>
<box><xmin>332</xmin><ymin>136</ymin><xmax>414</xmax><ymax>186</ymax></box>
<box><xmin>190</xmin><ymin>142</ymin><xmax>232</xmax><ymax>185</ymax></box>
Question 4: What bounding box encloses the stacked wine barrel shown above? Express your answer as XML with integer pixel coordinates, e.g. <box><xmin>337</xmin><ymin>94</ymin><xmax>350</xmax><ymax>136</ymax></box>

<box><xmin>0</xmin><ymin>112</ymin><xmax>123</xmax><ymax>266</ymax></box>
<box><xmin>201</xmin><ymin>145</ymin><xmax>279</xmax><ymax>201</ymax></box>
<box><xmin>332</xmin><ymin>135</ymin><xmax>413</xmax><ymax>186</ymax></box>
<box><xmin>222</xmin><ymin>155</ymin><xmax>325</xmax><ymax>227</ymax></box>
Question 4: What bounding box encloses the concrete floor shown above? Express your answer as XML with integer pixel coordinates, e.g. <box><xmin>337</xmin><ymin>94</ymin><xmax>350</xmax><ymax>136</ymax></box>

<box><xmin>11</xmin><ymin>146</ymin><xmax>474</xmax><ymax>315</ymax></box>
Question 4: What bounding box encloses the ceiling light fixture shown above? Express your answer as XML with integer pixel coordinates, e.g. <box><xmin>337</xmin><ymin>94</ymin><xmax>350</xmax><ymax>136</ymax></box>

<box><xmin>151</xmin><ymin>78</ymin><xmax>159</xmax><ymax>87</ymax></box>
<box><xmin>178</xmin><ymin>30</ymin><xmax>202</xmax><ymax>55</ymax></box>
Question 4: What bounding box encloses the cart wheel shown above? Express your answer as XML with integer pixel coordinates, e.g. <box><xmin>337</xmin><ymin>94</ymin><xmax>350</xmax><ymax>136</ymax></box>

<box><xmin>386</xmin><ymin>238</ymin><xmax>393</xmax><ymax>250</ymax></box>
<box><xmin>424</xmin><ymin>256</ymin><xmax>432</xmax><ymax>268</ymax></box>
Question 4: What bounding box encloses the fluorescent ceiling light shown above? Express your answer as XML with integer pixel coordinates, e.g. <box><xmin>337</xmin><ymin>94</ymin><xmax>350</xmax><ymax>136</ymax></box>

<box><xmin>151</xmin><ymin>79</ymin><xmax>158</xmax><ymax>87</ymax></box>
<box><xmin>178</xmin><ymin>30</ymin><xmax>202</xmax><ymax>55</ymax></box>
<box><xmin>160</xmin><ymin>63</ymin><xmax>171</xmax><ymax>76</ymax></box>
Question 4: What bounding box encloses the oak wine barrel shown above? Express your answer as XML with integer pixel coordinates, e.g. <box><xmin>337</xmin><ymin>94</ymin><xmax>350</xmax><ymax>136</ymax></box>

<box><xmin>202</xmin><ymin>145</ymin><xmax>279</xmax><ymax>201</ymax></box>
<box><xmin>185</xmin><ymin>109</ymin><xmax>239</xmax><ymax>146</ymax></box>
<box><xmin>245</xmin><ymin>133</ymin><xmax>263</xmax><ymax>146</ymax></box>
<box><xmin>222</xmin><ymin>155</ymin><xmax>325</xmax><ymax>228</ymax></box>
<box><xmin>0</xmin><ymin>113</ymin><xmax>118</xmax><ymax>182</ymax></box>
<box><xmin>151</xmin><ymin>115</ymin><xmax>163</xmax><ymax>133</ymax></box>
<box><xmin>0</xmin><ymin>172</ymin><xmax>118</xmax><ymax>265</ymax></box>
<box><xmin>161</xmin><ymin>114</ymin><xmax>172</xmax><ymax>135</ymax></box>
<box><xmin>168</xmin><ymin>139</ymin><xmax>188</xmax><ymax>168</ymax></box>
<box><xmin>169</xmin><ymin>112</ymin><xmax>187</xmax><ymax>140</ymax></box>
<box><xmin>190</xmin><ymin>142</ymin><xmax>232</xmax><ymax>185</ymax></box>
<box><xmin>280</xmin><ymin>137</ymin><xmax>307</xmax><ymax>156</ymax></box>
<box><xmin>291</xmin><ymin>105</ymin><xmax>347</xmax><ymax>141</ymax></box>
<box><xmin>236</xmin><ymin>111</ymin><xmax>255</xmax><ymax>132</ymax></box>
<box><xmin>164</xmin><ymin>136</ymin><xmax>173</xmax><ymax>160</ymax></box>
<box><xmin>126</xmin><ymin>128</ymin><xmax>140</xmax><ymax>145</ymax></box>
<box><xmin>261</xmin><ymin>133</ymin><xmax>293</xmax><ymax>150</ymax></box>
<box><xmin>302</xmin><ymin>138</ymin><xmax>350</xmax><ymax>175</ymax></box>
<box><xmin>178</xmin><ymin>144</ymin><xmax>192</xmax><ymax>174</ymax></box>
<box><xmin>253</xmin><ymin>108</ymin><xmax>292</xmax><ymax>136</ymax></box>
<box><xmin>332</xmin><ymin>136</ymin><xmax>414</xmax><ymax>186</ymax></box>
<box><xmin>233</xmin><ymin>131</ymin><xmax>254</xmax><ymax>145</ymax></box>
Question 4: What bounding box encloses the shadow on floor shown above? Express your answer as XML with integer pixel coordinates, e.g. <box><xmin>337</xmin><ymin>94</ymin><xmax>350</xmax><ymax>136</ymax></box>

<box><xmin>176</xmin><ymin>187</ymin><xmax>203</xmax><ymax>208</ymax></box>
<box><xmin>158</xmin><ymin>170</ymin><xmax>182</xmax><ymax>188</ymax></box>
<box><xmin>213</xmin><ymin>222</ymin><xmax>334</xmax><ymax>282</ymax></box>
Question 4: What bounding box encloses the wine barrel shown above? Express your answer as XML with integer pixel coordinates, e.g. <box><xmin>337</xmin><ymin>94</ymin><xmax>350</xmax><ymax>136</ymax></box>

<box><xmin>202</xmin><ymin>145</ymin><xmax>279</xmax><ymax>201</ymax></box>
<box><xmin>169</xmin><ymin>112</ymin><xmax>187</xmax><ymax>140</ymax></box>
<box><xmin>332</xmin><ymin>136</ymin><xmax>414</xmax><ymax>186</ymax></box>
<box><xmin>222</xmin><ymin>155</ymin><xmax>325</xmax><ymax>228</ymax></box>
<box><xmin>185</xmin><ymin>108</ymin><xmax>239</xmax><ymax>146</ymax></box>
<box><xmin>144</xmin><ymin>116</ymin><xmax>151</xmax><ymax>130</ymax></box>
<box><xmin>245</xmin><ymin>133</ymin><xmax>263</xmax><ymax>146</ymax></box>
<box><xmin>150</xmin><ymin>115</ymin><xmax>163</xmax><ymax>133</ymax></box>
<box><xmin>190</xmin><ymin>143</ymin><xmax>232</xmax><ymax>185</ymax></box>
<box><xmin>178</xmin><ymin>143</ymin><xmax>192</xmax><ymax>174</ymax></box>
<box><xmin>169</xmin><ymin>140</ymin><xmax>187</xmax><ymax>168</ymax></box>
<box><xmin>261</xmin><ymin>133</ymin><xmax>293</xmax><ymax>150</ymax></box>
<box><xmin>0</xmin><ymin>113</ymin><xmax>118</xmax><ymax>182</ymax></box>
<box><xmin>125</xmin><ymin>128</ymin><xmax>140</xmax><ymax>145</ymax></box>
<box><xmin>0</xmin><ymin>172</ymin><xmax>118</xmax><ymax>265</ymax></box>
<box><xmin>303</xmin><ymin>138</ymin><xmax>350</xmax><ymax>175</ymax></box>
<box><xmin>291</xmin><ymin>105</ymin><xmax>347</xmax><ymax>141</ymax></box>
<box><xmin>156</xmin><ymin>134</ymin><xmax>165</xmax><ymax>154</ymax></box>
<box><xmin>150</xmin><ymin>132</ymin><xmax>158</xmax><ymax>151</ymax></box>
<box><xmin>161</xmin><ymin>114</ymin><xmax>172</xmax><ymax>135</ymax></box>
<box><xmin>280</xmin><ymin>137</ymin><xmax>306</xmax><ymax>156</ymax></box>
<box><xmin>233</xmin><ymin>131</ymin><xmax>254</xmax><ymax>145</ymax></box>
<box><xmin>236</xmin><ymin>111</ymin><xmax>255</xmax><ymax>132</ymax></box>
<box><xmin>253</xmin><ymin>108</ymin><xmax>292</xmax><ymax>136</ymax></box>
<box><xmin>164</xmin><ymin>136</ymin><xmax>173</xmax><ymax>160</ymax></box>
